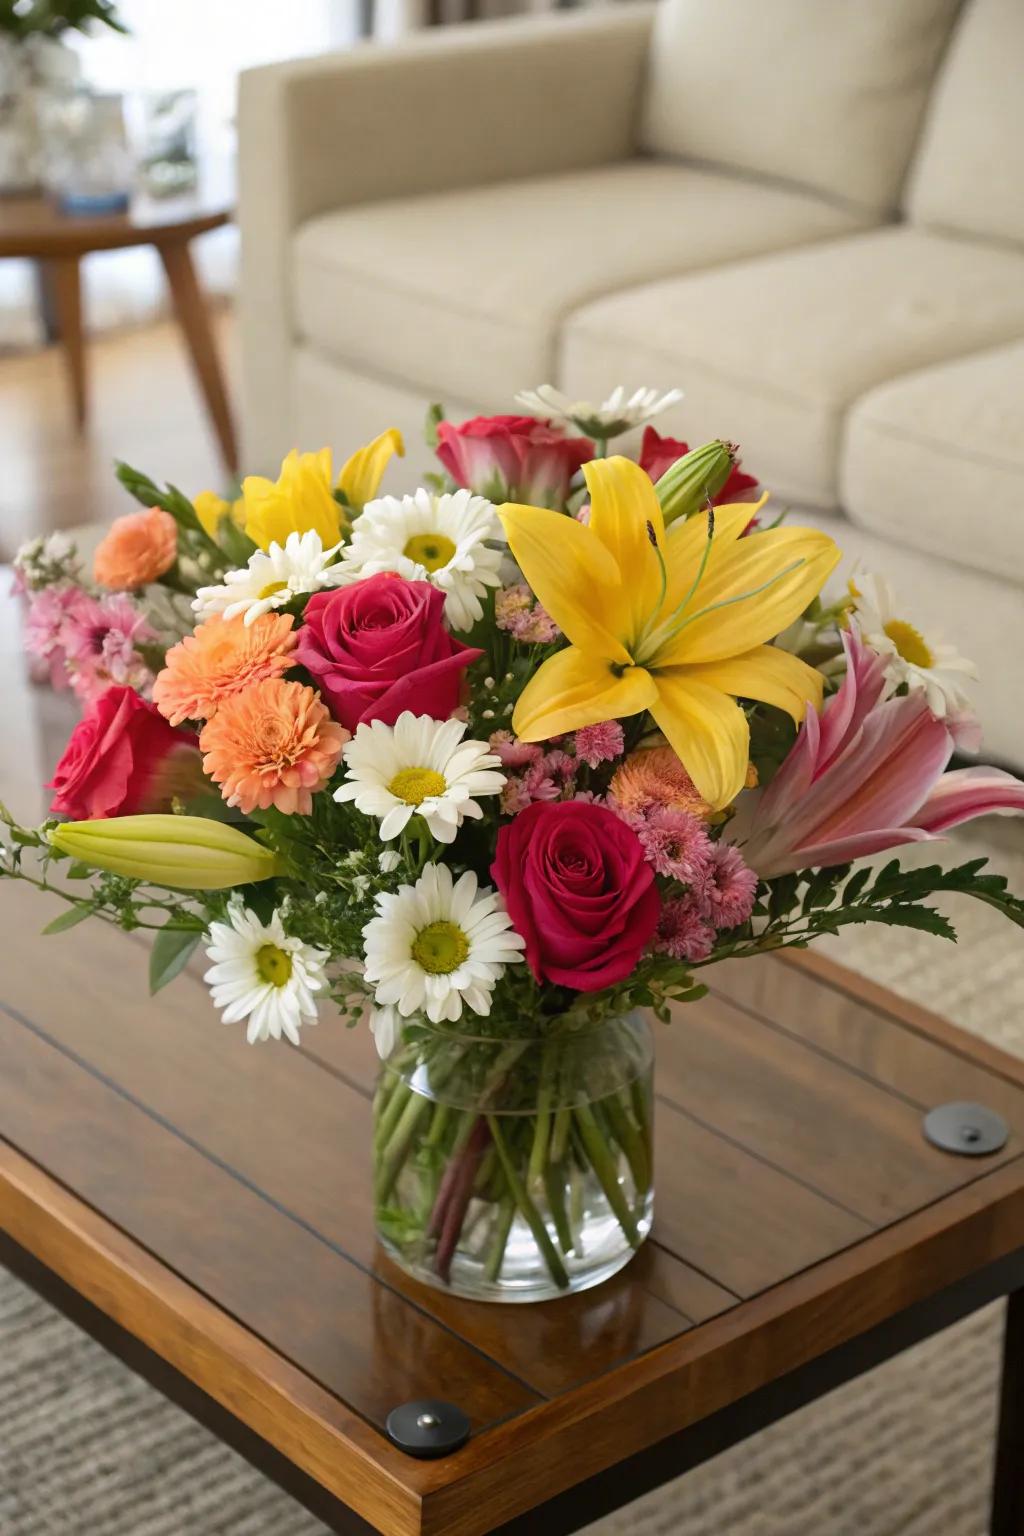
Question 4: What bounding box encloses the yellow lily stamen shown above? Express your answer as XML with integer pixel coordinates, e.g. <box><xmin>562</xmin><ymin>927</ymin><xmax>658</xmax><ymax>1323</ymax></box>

<box><xmin>499</xmin><ymin>457</ymin><xmax>840</xmax><ymax>809</ymax></box>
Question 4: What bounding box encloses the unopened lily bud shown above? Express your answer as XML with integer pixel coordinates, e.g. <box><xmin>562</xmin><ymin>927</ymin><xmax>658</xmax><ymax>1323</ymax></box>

<box><xmin>656</xmin><ymin>440</ymin><xmax>735</xmax><ymax>525</ymax></box>
<box><xmin>49</xmin><ymin>814</ymin><xmax>279</xmax><ymax>891</ymax></box>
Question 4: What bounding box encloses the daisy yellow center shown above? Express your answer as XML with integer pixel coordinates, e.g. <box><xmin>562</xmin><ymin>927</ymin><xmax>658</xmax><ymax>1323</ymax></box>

<box><xmin>404</xmin><ymin>532</ymin><xmax>456</xmax><ymax>572</ymax></box>
<box><xmin>884</xmin><ymin>618</ymin><xmax>934</xmax><ymax>669</ymax></box>
<box><xmin>388</xmin><ymin>766</ymin><xmax>446</xmax><ymax>805</ymax></box>
<box><xmin>257</xmin><ymin>579</ymin><xmax>289</xmax><ymax>601</ymax></box>
<box><xmin>411</xmin><ymin>920</ymin><xmax>469</xmax><ymax>975</ymax></box>
<box><xmin>256</xmin><ymin>943</ymin><xmax>293</xmax><ymax>987</ymax></box>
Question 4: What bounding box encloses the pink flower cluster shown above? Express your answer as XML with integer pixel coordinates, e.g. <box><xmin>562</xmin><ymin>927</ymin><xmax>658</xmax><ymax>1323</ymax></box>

<box><xmin>494</xmin><ymin>583</ymin><xmax>559</xmax><ymax>644</ymax></box>
<box><xmin>490</xmin><ymin>722</ymin><xmax>625</xmax><ymax>813</ymax></box>
<box><xmin>653</xmin><ymin>842</ymin><xmax>758</xmax><ymax>963</ymax></box>
<box><xmin>25</xmin><ymin>585</ymin><xmax>156</xmax><ymax>704</ymax></box>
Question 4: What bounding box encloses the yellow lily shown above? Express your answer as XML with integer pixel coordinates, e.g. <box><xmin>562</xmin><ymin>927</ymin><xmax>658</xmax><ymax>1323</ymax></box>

<box><xmin>337</xmin><ymin>427</ymin><xmax>404</xmax><ymax>512</ymax></box>
<box><xmin>194</xmin><ymin>489</ymin><xmax>246</xmax><ymax>540</ymax></box>
<box><xmin>499</xmin><ymin>457</ymin><xmax>840</xmax><ymax>809</ymax></box>
<box><xmin>50</xmin><ymin>814</ymin><xmax>279</xmax><ymax>890</ymax></box>
<box><xmin>241</xmin><ymin>431</ymin><xmax>404</xmax><ymax>552</ymax></box>
<box><xmin>242</xmin><ymin>448</ymin><xmax>342</xmax><ymax>552</ymax></box>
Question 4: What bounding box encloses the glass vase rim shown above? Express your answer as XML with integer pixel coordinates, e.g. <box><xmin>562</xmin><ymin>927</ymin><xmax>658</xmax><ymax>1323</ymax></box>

<box><xmin>390</xmin><ymin>1006</ymin><xmax>650</xmax><ymax>1049</ymax></box>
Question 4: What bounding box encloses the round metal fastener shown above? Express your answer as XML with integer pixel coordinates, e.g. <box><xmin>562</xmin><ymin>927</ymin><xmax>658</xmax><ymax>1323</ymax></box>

<box><xmin>923</xmin><ymin>1101</ymin><xmax>1008</xmax><ymax>1157</ymax></box>
<box><xmin>385</xmin><ymin>1399</ymin><xmax>470</xmax><ymax>1459</ymax></box>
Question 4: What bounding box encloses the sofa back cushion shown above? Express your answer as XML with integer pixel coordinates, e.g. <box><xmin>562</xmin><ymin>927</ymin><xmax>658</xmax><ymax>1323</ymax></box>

<box><xmin>906</xmin><ymin>0</ymin><xmax>1024</xmax><ymax>246</ymax></box>
<box><xmin>641</xmin><ymin>0</ymin><xmax>964</xmax><ymax>214</ymax></box>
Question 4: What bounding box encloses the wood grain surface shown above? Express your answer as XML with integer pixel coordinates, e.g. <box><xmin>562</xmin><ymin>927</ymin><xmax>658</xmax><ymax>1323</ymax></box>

<box><xmin>2</xmin><ymin>878</ymin><xmax>1023</xmax><ymax>1536</ymax></box>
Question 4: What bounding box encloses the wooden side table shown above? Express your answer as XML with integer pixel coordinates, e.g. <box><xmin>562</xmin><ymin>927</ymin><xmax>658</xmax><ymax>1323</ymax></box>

<box><xmin>0</xmin><ymin>192</ymin><xmax>238</xmax><ymax>474</ymax></box>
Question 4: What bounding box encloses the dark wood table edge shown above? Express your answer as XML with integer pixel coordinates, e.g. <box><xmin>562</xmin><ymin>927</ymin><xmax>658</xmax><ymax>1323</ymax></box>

<box><xmin>4</xmin><ymin>1198</ymin><xmax>1021</xmax><ymax>1536</ymax></box>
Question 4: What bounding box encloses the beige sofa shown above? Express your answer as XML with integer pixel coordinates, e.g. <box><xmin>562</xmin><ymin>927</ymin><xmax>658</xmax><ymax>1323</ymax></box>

<box><xmin>238</xmin><ymin>0</ymin><xmax>1024</xmax><ymax>763</ymax></box>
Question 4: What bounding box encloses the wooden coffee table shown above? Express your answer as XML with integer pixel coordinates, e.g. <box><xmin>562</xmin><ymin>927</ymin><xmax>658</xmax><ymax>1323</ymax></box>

<box><xmin>0</xmin><ymin>190</ymin><xmax>237</xmax><ymax>473</ymax></box>
<box><xmin>2</xmin><ymin>884</ymin><xmax>1023</xmax><ymax>1533</ymax></box>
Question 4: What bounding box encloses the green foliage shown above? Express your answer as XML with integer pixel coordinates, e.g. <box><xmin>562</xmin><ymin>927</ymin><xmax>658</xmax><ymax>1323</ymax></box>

<box><xmin>0</xmin><ymin>0</ymin><xmax>127</xmax><ymax>40</ymax></box>
<box><xmin>149</xmin><ymin>924</ymin><xmax>202</xmax><ymax>994</ymax></box>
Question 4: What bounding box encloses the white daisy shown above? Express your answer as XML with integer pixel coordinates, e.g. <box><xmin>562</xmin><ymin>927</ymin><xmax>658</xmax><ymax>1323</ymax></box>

<box><xmin>335</xmin><ymin>712</ymin><xmax>504</xmax><ymax>844</ymax></box>
<box><xmin>369</xmin><ymin>1003</ymin><xmax>401</xmax><ymax>1059</ymax></box>
<box><xmin>203</xmin><ymin>901</ymin><xmax>329</xmax><ymax>1045</ymax></box>
<box><xmin>849</xmin><ymin>573</ymin><xmax>978</xmax><ymax>718</ymax></box>
<box><xmin>363</xmin><ymin>862</ymin><xmax>525</xmax><ymax>1023</ymax></box>
<box><xmin>514</xmin><ymin>383</ymin><xmax>684</xmax><ymax>440</ymax></box>
<box><xmin>343</xmin><ymin>487</ymin><xmax>504</xmax><ymax>630</ymax></box>
<box><xmin>193</xmin><ymin>529</ymin><xmax>347</xmax><ymax>627</ymax></box>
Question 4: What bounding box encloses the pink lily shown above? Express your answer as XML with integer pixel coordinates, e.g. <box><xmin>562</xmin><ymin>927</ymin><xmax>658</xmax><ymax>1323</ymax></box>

<box><xmin>737</xmin><ymin>627</ymin><xmax>1024</xmax><ymax>877</ymax></box>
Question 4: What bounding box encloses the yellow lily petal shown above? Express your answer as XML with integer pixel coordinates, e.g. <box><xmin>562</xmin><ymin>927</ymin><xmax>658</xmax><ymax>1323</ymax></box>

<box><xmin>338</xmin><ymin>428</ymin><xmax>404</xmax><ymax>511</ymax></box>
<box><xmin>583</xmin><ymin>456</ymin><xmax>664</xmax><ymax>638</ymax></box>
<box><xmin>661</xmin><ymin>498</ymin><xmax>768</xmax><ymax>614</ymax></box>
<box><xmin>651</xmin><ymin>672</ymin><xmax>751</xmax><ymax>810</ymax></box>
<box><xmin>193</xmin><ymin>490</ymin><xmax>231</xmax><ymax>540</ymax></box>
<box><xmin>242</xmin><ymin>448</ymin><xmax>343</xmax><ymax>552</ymax></box>
<box><xmin>659</xmin><ymin>525</ymin><xmax>840</xmax><ymax>665</ymax></box>
<box><xmin>677</xmin><ymin>643</ymin><xmax>824</xmax><ymax>724</ymax></box>
<box><xmin>513</xmin><ymin>646</ymin><xmax>657</xmax><ymax>742</ymax></box>
<box><xmin>498</xmin><ymin>502</ymin><xmax>632</xmax><ymax>663</ymax></box>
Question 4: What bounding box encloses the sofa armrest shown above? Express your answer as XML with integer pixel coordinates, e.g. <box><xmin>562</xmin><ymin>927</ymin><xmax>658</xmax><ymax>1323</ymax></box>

<box><xmin>237</xmin><ymin>6</ymin><xmax>656</xmax><ymax>466</ymax></box>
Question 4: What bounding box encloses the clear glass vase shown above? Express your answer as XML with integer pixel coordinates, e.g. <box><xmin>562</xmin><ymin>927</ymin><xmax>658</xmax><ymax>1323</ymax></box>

<box><xmin>373</xmin><ymin>1011</ymin><xmax>654</xmax><ymax>1303</ymax></box>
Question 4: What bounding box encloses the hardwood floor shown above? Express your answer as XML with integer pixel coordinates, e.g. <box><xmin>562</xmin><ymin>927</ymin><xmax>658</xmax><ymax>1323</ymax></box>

<box><xmin>0</xmin><ymin>307</ymin><xmax>236</xmax><ymax>559</ymax></box>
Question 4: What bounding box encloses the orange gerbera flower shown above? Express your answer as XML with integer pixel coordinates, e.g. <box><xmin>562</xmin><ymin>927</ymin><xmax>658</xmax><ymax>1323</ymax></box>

<box><xmin>153</xmin><ymin>613</ymin><xmax>298</xmax><ymax>726</ymax></box>
<box><xmin>200</xmin><ymin>678</ymin><xmax>348</xmax><ymax>816</ymax></box>
<box><xmin>610</xmin><ymin>746</ymin><xmax>715</xmax><ymax>820</ymax></box>
<box><xmin>94</xmin><ymin>507</ymin><xmax>178</xmax><ymax>590</ymax></box>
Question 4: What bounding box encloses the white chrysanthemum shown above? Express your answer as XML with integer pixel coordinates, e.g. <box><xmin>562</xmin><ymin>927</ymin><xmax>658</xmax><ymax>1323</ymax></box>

<box><xmin>850</xmin><ymin>573</ymin><xmax>977</xmax><ymax>718</ymax></box>
<box><xmin>203</xmin><ymin>901</ymin><xmax>329</xmax><ymax>1045</ymax></box>
<box><xmin>363</xmin><ymin>862</ymin><xmax>525</xmax><ymax>1023</ymax></box>
<box><xmin>514</xmin><ymin>383</ymin><xmax>684</xmax><ymax>439</ymax></box>
<box><xmin>193</xmin><ymin>530</ymin><xmax>347</xmax><ymax>626</ymax></box>
<box><xmin>343</xmin><ymin>487</ymin><xmax>504</xmax><ymax>630</ymax></box>
<box><xmin>335</xmin><ymin>712</ymin><xmax>504</xmax><ymax>844</ymax></box>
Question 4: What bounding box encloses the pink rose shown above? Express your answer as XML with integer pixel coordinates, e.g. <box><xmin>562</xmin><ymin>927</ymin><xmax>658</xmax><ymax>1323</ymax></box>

<box><xmin>48</xmin><ymin>685</ymin><xmax>200</xmax><ymax>820</ymax></box>
<box><xmin>436</xmin><ymin>415</ymin><xmax>593</xmax><ymax>510</ymax></box>
<box><xmin>491</xmin><ymin>801</ymin><xmax>660</xmax><ymax>991</ymax></box>
<box><xmin>294</xmin><ymin>574</ymin><xmax>481</xmax><ymax>732</ymax></box>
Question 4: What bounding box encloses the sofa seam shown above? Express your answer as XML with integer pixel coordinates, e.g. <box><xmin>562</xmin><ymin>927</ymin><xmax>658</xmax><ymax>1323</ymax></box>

<box><xmin>849</xmin><ymin>412</ymin><xmax>1024</xmax><ymax>478</ymax></box>
<box><xmin>565</xmin><ymin>325</ymin><xmax>817</xmax><ymax>410</ymax></box>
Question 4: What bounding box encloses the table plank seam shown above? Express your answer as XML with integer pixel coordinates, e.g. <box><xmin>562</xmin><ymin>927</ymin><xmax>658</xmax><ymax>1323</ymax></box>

<box><xmin>0</xmin><ymin>999</ymin><xmax>547</xmax><ymax>1414</ymax></box>
<box><xmin>654</xmin><ymin>1091</ymin><xmax>875</xmax><ymax>1228</ymax></box>
<box><xmin>778</xmin><ymin>952</ymin><xmax>1024</xmax><ymax>1090</ymax></box>
<box><xmin>704</xmin><ymin>983</ymin><xmax>939</xmax><ymax>1114</ymax></box>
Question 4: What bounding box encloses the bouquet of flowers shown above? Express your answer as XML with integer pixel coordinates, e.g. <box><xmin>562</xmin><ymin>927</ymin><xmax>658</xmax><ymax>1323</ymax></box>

<box><xmin>6</xmin><ymin>384</ymin><xmax>1024</xmax><ymax>1303</ymax></box>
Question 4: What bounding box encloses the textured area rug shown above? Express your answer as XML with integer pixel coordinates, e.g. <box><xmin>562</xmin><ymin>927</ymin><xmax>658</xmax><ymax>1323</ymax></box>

<box><xmin>2</xmin><ymin>819</ymin><xmax>1022</xmax><ymax>1536</ymax></box>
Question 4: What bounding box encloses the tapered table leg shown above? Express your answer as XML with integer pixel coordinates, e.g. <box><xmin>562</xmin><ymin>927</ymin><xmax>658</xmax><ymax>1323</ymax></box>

<box><xmin>48</xmin><ymin>255</ymin><xmax>87</xmax><ymax>430</ymax></box>
<box><xmin>158</xmin><ymin>236</ymin><xmax>239</xmax><ymax>475</ymax></box>
<box><xmin>993</xmin><ymin>1288</ymin><xmax>1024</xmax><ymax>1535</ymax></box>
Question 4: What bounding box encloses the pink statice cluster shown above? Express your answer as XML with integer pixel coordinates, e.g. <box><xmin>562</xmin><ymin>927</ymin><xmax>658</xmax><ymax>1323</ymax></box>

<box><xmin>490</xmin><ymin>721</ymin><xmax>625</xmax><ymax>814</ymax></box>
<box><xmin>24</xmin><ymin>585</ymin><xmax>156</xmax><ymax>704</ymax></box>
<box><xmin>494</xmin><ymin>583</ymin><xmax>559</xmax><ymax>644</ymax></box>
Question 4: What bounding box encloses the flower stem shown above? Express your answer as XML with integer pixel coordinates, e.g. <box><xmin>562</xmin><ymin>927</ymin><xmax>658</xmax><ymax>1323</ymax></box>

<box><xmin>573</xmin><ymin>1103</ymin><xmax>640</xmax><ymax>1249</ymax></box>
<box><xmin>486</xmin><ymin>1115</ymin><xmax>569</xmax><ymax>1290</ymax></box>
<box><xmin>483</xmin><ymin>1188</ymin><xmax>517</xmax><ymax>1284</ymax></box>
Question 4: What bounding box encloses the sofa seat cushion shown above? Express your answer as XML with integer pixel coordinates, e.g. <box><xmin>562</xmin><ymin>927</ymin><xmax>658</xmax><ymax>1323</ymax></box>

<box><xmin>290</xmin><ymin>161</ymin><xmax>869</xmax><ymax>409</ymax></box>
<box><xmin>560</xmin><ymin>229</ymin><xmax>1024</xmax><ymax>510</ymax></box>
<box><xmin>841</xmin><ymin>341</ymin><xmax>1024</xmax><ymax>586</ymax></box>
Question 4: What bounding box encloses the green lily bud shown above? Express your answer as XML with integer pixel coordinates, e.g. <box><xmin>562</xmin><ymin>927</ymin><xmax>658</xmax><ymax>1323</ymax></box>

<box><xmin>656</xmin><ymin>440</ymin><xmax>736</xmax><ymax>525</ymax></box>
<box><xmin>49</xmin><ymin>814</ymin><xmax>279</xmax><ymax>891</ymax></box>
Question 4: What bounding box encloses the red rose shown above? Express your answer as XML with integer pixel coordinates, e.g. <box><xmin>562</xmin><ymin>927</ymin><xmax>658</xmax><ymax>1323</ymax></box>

<box><xmin>492</xmin><ymin>801</ymin><xmax>660</xmax><ymax>992</ymax></box>
<box><xmin>48</xmin><ymin>685</ymin><xmax>200</xmax><ymax>820</ymax></box>
<box><xmin>437</xmin><ymin>415</ymin><xmax>593</xmax><ymax>510</ymax></box>
<box><xmin>639</xmin><ymin>427</ymin><xmax>760</xmax><ymax>503</ymax></box>
<box><xmin>294</xmin><ymin>574</ymin><xmax>481</xmax><ymax>733</ymax></box>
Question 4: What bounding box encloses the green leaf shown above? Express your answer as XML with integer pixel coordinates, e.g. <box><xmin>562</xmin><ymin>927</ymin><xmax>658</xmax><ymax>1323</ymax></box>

<box><xmin>42</xmin><ymin>902</ymin><xmax>96</xmax><ymax>934</ymax></box>
<box><xmin>149</xmin><ymin>925</ymin><xmax>202</xmax><ymax>995</ymax></box>
<box><xmin>842</xmin><ymin>867</ymin><xmax>873</xmax><ymax>904</ymax></box>
<box><xmin>424</xmin><ymin>402</ymin><xmax>445</xmax><ymax>450</ymax></box>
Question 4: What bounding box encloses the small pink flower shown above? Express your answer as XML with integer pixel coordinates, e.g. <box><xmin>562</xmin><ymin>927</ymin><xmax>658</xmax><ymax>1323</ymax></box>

<box><xmin>574</xmin><ymin>721</ymin><xmax>624</xmax><ymax>768</ymax></box>
<box><xmin>697</xmin><ymin>843</ymin><xmax>758</xmax><ymax>929</ymax></box>
<box><xmin>522</xmin><ymin>760</ymin><xmax>561</xmax><ymax>802</ymax></box>
<box><xmin>543</xmin><ymin>749</ymin><xmax>576</xmax><ymax>784</ymax></box>
<box><xmin>494</xmin><ymin>583</ymin><xmax>560</xmax><ymax>644</ymax></box>
<box><xmin>24</xmin><ymin>585</ymin><xmax>86</xmax><ymax>688</ymax></box>
<box><xmin>489</xmin><ymin>730</ymin><xmax>543</xmax><ymax>770</ymax></box>
<box><xmin>63</xmin><ymin>592</ymin><xmax>156</xmax><ymax>703</ymax></box>
<box><xmin>500</xmin><ymin>777</ymin><xmax>533</xmax><ymax>815</ymax></box>
<box><xmin>637</xmin><ymin>807</ymin><xmax>713</xmax><ymax>883</ymax></box>
<box><xmin>654</xmin><ymin>896</ymin><xmax>716</xmax><ymax>963</ymax></box>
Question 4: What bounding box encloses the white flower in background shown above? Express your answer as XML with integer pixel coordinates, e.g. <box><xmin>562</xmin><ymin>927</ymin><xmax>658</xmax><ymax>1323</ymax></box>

<box><xmin>335</xmin><ymin>712</ymin><xmax>504</xmax><ymax>844</ymax></box>
<box><xmin>343</xmin><ymin>487</ymin><xmax>504</xmax><ymax>630</ymax></box>
<box><xmin>14</xmin><ymin>530</ymin><xmax>81</xmax><ymax>590</ymax></box>
<box><xmin>193</xmin><ymin>530</ymin><xmax>347</xmax><ymax>626</ymax></box>
<box><xmin>369</xmin><ymin>1003</ymin><xmax>401</xmax><ymax>1059</ymax></box>
<box><xmin>514</xmin><ymin>384</ymin><xmax>684</xmax><ymax>440</ymax></box>
<box><xmin>850</xmin><ymin>573</ymin><xmax>978</xmax><ymax>719</ymax></box>
<box><xmin>378</xmin><ymin>849</ymin><xmax>402</xmax><ymax>874</ymax></box>
<box><xmin>363</xmin><ymin>862</ymin><xmax>525</xmax><ymax>1023</ymax></box>
<box><xmin>203</xmin><ymin>901</ymin><xmax>329</xmax><ymax>1045</ymax></box>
